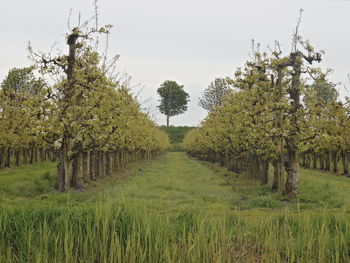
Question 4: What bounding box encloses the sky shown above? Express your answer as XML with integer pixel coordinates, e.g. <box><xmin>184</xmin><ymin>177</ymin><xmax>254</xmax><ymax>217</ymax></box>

<box><xmin>0</xmin><ymin>0</ymin><xmax>349</xmax><ymax>126</ymax></box>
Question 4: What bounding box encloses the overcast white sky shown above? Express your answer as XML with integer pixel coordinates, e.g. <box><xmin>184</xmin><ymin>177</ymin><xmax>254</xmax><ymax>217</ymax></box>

<box><xmin>0</xmin><ymin>0</ymin><xmax>349</xmax><ymax>126</ymax></box>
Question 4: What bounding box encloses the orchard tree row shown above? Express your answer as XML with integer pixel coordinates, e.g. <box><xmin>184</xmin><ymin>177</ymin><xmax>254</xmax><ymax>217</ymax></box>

<box><xmin>0</xmin><ymin>12</ymin><xmax>169</xmax><ymax>191</ymax></box>
<box><xmin>185</xmin><ymin>29</ymin><xmax>350</xmax><ymax>197</ymax></box>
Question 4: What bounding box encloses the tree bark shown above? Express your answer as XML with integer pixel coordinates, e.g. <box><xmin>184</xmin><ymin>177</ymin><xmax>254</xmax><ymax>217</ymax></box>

<box><xmin>71</xmin><ymin>152</ymin><xmax>83</xmax><ymax>188</ymax></box>
<box><xmin>34</xmin><ymin>147</ymin><xmax>38</xmax><ymax>163</ymax></box>
<box><xmin>325</xmin><ymin>152</ymin><xmax>331</xmax><ymax>171</ymax></box>
<box><xmin>319</xmin><ymin>155</ymin><xmax>324</xmax><ymax>170</ymax></box>
<box><xmin>5</xmin><ymin>147</ymin><xmax>11</xmax><ymax>168</ymax></box>
<box><xmin>83</xmin><ymin>151</ymin><xmax>90</xmax><ymax>182</ymax></box>
<box><xmin>105</xmin><ymin>152</ymin><xmax>111</xmax><ymax>176</ymax></box>
<box><xmin>55</xmin><ymin>142</ymin><xmax>70</xmax><ymax>192</ymax></box>
<box><xmin>342</xmin><ymin>151</ymin><xmax>348</xmax><ymax>175</ymax></box>
<box><xmin>89</xmin><ymin>151</ymin><xmax>96</xmax><ymax>180</ymax></box>
<box><xmin>285</xmin><ymin>149</ymin><xmax>299</xmax><ymax>197</ymax></box>
<box><xmin>332</xmin><ymin>152</ymin><xmax>338</xmax><ymax>174</ymax></box>
<box><xmin>55</xmin><ymin>151</ymin><xmax>65</xmax><ymax>191</ymax></box>
<box><xmin>29</xmin><ymin>147</ymin><xmax>34</xmax><ymax>164</ymax></box>
<box><xmin>23</xmin><ymin>149</ymin><xmax>28</xmax><ymax>164</ymax></box>
<box><xmin>312</xmin><ymin>152</ymin><xmax>317</xmax><ymax>169</ymax></box>
<box><xmin>305</xmin><ymin>155</ymin><xmax>310</xmax><ymax>168</ymax></box>
<box><xmin>272</xmin><ymin>158</ymin><xmax>283</xmax><ymax>192</ymax></box>
<box><xmin>15</xmin><ymin>149</ymin><xmax>20</xmax><ymax>166</ymax></box>
<box><xmin>284</xmin><ymin>52</ymin><xmax>303</xmax><ymax>197</ymax></box>
<box><xmin>302</xmin><ymin>154</ymin><xmax>306</xmax><ymax>168</ymax></box>
<box><xmin>260</xmin><ymin>159</ymin><xmax>269</xmax><ymax>185</ymax></box>
<box><xmin>56</xmin><ymin>29</ymin><xmax>79</xmax><ymax>192</ymax></box>
<box><xmin>0</xmin><ymin>149</ymin><xmax>4</xmax><ymax>169</ymax></box>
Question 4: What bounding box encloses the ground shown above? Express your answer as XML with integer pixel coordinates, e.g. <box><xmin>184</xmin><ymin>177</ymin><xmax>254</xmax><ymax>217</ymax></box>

<box><xmin>1</xmin><ymin>152</ymin><xmax>349</xmax><ymax>212</ymax></box>
<box><xmin>1</xmin><ymin>152</ymin><xmax>350</xmax><ymax>262</ymax></box>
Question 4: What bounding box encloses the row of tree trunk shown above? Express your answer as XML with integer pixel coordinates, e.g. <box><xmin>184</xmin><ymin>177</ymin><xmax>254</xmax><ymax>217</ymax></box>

<box><xmin>56</xmin><ymin>149</ymin><xmax>161</xmax><ymax>192</ymax></box>
<box><xmin>301</xmin><ymin>151</ymin><xmax>349</xmax><ymax>175</ymax></box>
<box><xmin>188</xmin><ymin>151</ymin><xmax>269</xmax><ymax>186</ymax></box>
<box><xmin>0</xmin><ymin>147</ymin><xmax>55</xmax><ymax>169</ymax></box>
<box><xmin>0</xmin><ymin>145</ymin><xmax>162</xmax><ymax>192</ymax></box>
<box><xmin>190</xmin><ymin>149</ymin><xmax>350</xmax><ymax>195</ymax></box>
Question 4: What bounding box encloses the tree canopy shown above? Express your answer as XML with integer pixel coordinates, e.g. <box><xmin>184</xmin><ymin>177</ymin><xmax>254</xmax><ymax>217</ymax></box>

<box><xmin>157</xmin><ymin>80</ymin><xmax>190</xmax><ymax>126</ymax></box>
<box><xmin>0</xmin><ymin>7</ymin><xmax>170</xmax><ymax>191</ymax></box>
<box><xmin>183</xmin><ymin>32</ymin><xmax>347</xmax><ymax>197</ymax></box>
<box><xmin>198</xmin><ymin>77</ymin><xmax>232</xmax><ymax>112</ymax></box>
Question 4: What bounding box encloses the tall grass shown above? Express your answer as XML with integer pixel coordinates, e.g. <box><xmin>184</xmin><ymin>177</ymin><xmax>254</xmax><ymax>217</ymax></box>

<box><xmin>1</xmin><ymin>202</ymin><xmax>349</xmax><ymax>263</ymax></box>
<box><xmin>2</xmin><ymin>153</ymin><xmax>350</xmax><ymax>262</ymax></box>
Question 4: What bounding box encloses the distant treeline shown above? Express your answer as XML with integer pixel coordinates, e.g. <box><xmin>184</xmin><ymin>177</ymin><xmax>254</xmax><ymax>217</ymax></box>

<box><xmin>160</xmin><ymin>126</ymin><xmax>196</xmax><ymax>144</ymax></box>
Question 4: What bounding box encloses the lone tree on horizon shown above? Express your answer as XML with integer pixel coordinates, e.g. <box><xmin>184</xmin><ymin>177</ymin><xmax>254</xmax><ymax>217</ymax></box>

<box><xmin>157</xmin><ymin>80</ymin><xmax>189</xmax><ymax>126</ymax></box>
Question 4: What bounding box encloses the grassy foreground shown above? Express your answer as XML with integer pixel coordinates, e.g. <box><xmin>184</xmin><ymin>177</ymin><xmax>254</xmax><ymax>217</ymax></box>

<box><xmin>1</xmin><ymin>152</ymin><xmax>350</xmax><ymax>262</ymax></box>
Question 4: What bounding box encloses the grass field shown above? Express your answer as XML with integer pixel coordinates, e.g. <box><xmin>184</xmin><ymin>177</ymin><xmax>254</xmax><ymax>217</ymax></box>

<box><xmin>159</xmin><ymin>126</ymin><xmax>195</xmax><ymax>151</ymax></box>
<box><xmin>1</xmin><ymin>152</ymin><xmax>350</xmax><ymax>262</ymax></box>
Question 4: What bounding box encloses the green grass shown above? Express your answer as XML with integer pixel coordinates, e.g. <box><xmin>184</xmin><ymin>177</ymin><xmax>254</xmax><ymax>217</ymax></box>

<box><xmin>0</xmin><ymin>161</ymin><xmax>56</xmax><ymax>201</ymax></box>
<box><xmin>160</xmin><ymin>126</ymin><xmax>195</xmax><ymax>151</ymax></box>
<box><xmin>1</xmin><ymin>152</ymin><xmax>350</xmax><ymax>262</ymax></box>
<box><xmin>196</xmin><ymin>158</ymin><xmax>349</xmax><ymax>211</ymax></box>
<box><xmin>113</xmin><ymin>152</ymin><xmax>234</xmax><ymax>214</ymax></box>
<box><xmin>159</xmin><ymin>126</ymin><xmax>195</xmax><ymax>144</ymax></box>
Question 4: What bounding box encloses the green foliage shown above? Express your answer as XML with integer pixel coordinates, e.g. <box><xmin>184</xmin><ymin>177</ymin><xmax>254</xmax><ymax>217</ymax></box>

<box><xmin>184</xmin><ymin>36</ymin><xmax>349</xmax><ymax>197</ymax></box>
<box><xmin>160</xmin><ymin>126</ymin><xmax>195</xmax><ymax>144</ymax></box>
<box><xmin>1</xmin><ymin>67</ymin><xmax>45</xmax><ymax>95</ymax></box>
<box><xmin>157</xmin><ymin>80</ymin><xmax>190</xmax><ymax>126</ymax></box>
<box><xmin>0</xmin><ymin>67</ymin><xmax>48</xmax><ymax>155</ymax></box>
<box><xmin>0</xmin><ymin>12</ymin><xmax>170</xmax><ymax>190</ymax></box>
<box><xmin>198</xmin><ymin>77</ymin><xmax>232</xmax><ymax>112</ymax></box>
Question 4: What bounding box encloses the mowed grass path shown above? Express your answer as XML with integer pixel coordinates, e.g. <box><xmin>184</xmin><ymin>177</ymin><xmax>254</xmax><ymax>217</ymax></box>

<box><xmin>113</xmin><ymin>152</ymin><xmax>234</xmax><ymax>214</ymax></box>
<box><xmin>1</xmin><ymin>151</ymin><xmax>350</xmax><ymax>213</ymax></box>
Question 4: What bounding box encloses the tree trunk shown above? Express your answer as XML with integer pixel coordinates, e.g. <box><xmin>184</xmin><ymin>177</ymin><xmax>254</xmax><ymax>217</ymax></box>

<box><xmin>29</xmin><ymin>147</ymin><xmax>34</xmax><ymax>164</ymax></box>
<box><xmin>39</xmin><ymin>148</ymin><xmax>44</xmax><ymax>162</ymax></box>
<box><xmin>98</xmin><ymin>151</ymin><xmax>103</xmax><ymax>177</ymax></box>
<box><xmin>55</xmin><ymin>137</ymin><xmax>71</xmax><ymax>192</ymax></box>
<box><xmin>55</xmin><ymin>151</ymin><xmax>65</xmax><ymax>191</ymax></box>
<box><xmin>5</xmin><ymin>147</ymin><xmax>11</xmax><ymax>168</ymax></box>
<box><xmin>284</xmin><ymin>52</ymin><xmax>302</xmax><ymax>197</ymax></box>
<box><xmin>302</xmin><ymin>154</ymin><xmax>306</xmax><ymax>168</ymax></box>
<box><xmin>305</xmin><ymin>155</ymin><xmax>310</xmax><ymax>168</ymax></box>
<box><xmin>342</xmin><ymin>151</ymin><xmax>348</xmax><ymax>175</ymax></box>
<box><xmin>166</xmin><ymin>115</ymin><xmax>169</xmax><ymax>126</ymax></box>
<box><xmin>34</xmin><ymin>147</ymin><xmax>38</xmax><ymax>163</ymax></box>
<box><xmin>15</xmin><ymin>149</ymin><xmax>20</xmax><ymax>166</ymax></box>
<box><xmin>319</xmin><ymin>155</ymin><xmax>324</xmax><ymax>170</ymax></box>
<box><xmin>325</xmin><ymin>152</ymin><xmax>331</xmax><ymax>171</ymax></box>
<box><xmin>56</xmin><ymin>29</ymin><xmax>80</xmax><ymax>192</ymax></box>
<box><xmin>89</xmin><ymin>151</ymin><xmax>96</xmax><ymax>180</ymax></box>
<box><xmin>332</xmin><ymin>152</ymin><xmax>338</xmax><ymax>174</ymax></box>
<box><xmin>83</xmin><ymin>151</ymin><xmax>90</xmax><ymax>182</ymax></box>
<box><xmin>105</xmin><ymin>152</ymin><xmax>111</xmax><ymax>176</ymax></box>
<box><xmin>23</xmin><ymin>149</ymin><xmax>28</xmax><ymax>164</ymax></box>
<box><xmin>285</xmin><ymin>149</ymin><xmax>299</xmax><ymax>197</ymax></box>
<box><xmin>50</xmin><ymin>150</ymin><xmax>57</xmax><ymax>162</ymax></box>
<box><xmin>260</xmin><ymin>159</ymin><xmax>269</xmax><ymax>185</ymax></box>
<box><xmin>272</xmin><ymin>158</ymin><xmax>283</xmax><ymax>192</ymax></box>
<box><xmin>101</xmin><ymin>152</ymin><xmax>105</xmax><ymax>177</ymax></box>
<box><xmin>0</xmin><ymin>149</ymin><xmax>4</xmax><ymax>169</ymax></box>
<box><xmin>71</xmin><ymin>152</ymin><xmax>83</xmax><ymax>188</ymax></box>
<box><xmin>312</xmin><ymin>152</ymin><xmax>317</xmax><ymax>169</ymax></box>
